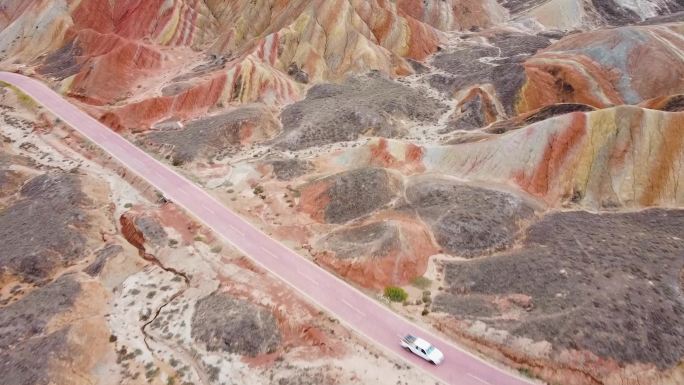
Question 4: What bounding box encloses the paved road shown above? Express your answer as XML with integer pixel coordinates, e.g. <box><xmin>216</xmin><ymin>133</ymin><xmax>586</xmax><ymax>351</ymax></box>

<box><xmin>0</xmin><ymin>72</ymin><xmax>537</xmax><ymax>385</ymax></box>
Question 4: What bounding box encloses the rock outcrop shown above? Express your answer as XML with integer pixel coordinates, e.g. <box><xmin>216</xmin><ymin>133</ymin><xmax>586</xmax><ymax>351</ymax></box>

<box><xmin>427</xmin><ymin>106</ymin><xmax>684</xmax><ymax>208</ymax></box>
<box><xmin>435</xmin><ymin>209</ymin><xmax>684</xmax><ymax>382</ymax></box>
<box><xmin>404</xmin><ymin>176</ymin><xmax>537</xmax><ymax>257</ymax></box>
<box><xmin>317</xmin><ymin>214</ymin><xmax>438</xmax><ymax>289</ymax></box>
<box><xmin>191</xmin><ymin>291</ymin><xmax>281</xmax><ymax>357</ymax></box>
<box><xmin>276</xmin><ymin>73</ymin><xmax>446</xmax><ymax>150</ymax></box>
<box><xmin>143</xmin><ymin>103</ymin><xmax>280</xmax><ymax>164</ymax></box>
<box><xmin>0</xmin><ymin>0</ymin><xmax>459</xmax><ymax>131</ymax></box>
<box><xmin>298</xmin><ymin>167</ymin><xmax>402</xmax><ymax>224</ymax></box>
<box><xmin>0</xmin><ymin>172</ymin><xmax>89</xmax><ymax>282</ymax></box>
<box><xmin>520</xmin><ymin>24</ymin><xmax>684</xmax><ymax>113</ymax></box>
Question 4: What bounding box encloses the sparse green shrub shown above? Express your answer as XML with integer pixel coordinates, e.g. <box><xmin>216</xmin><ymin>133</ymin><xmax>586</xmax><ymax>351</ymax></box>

<box><xmin>145</xmin><ymin>367</ymin><xmax>159</xmax><ymax>380</ymax></box>
<box><xmin>207</xmin><ymin>365</ymin><xmax>220</xmax><ymax>382</ymax></box>
<box><xmin>193</xmin><ymin>235</ymin><xmax>205</xmax><ymax>243</ymax></box>
<box><xmin>421</xmin><ymin>308</ymin><xmax>430</xmax><ymax>316</ymax></box>
<box><xmin>124</xmin><ymin>203</ymin><xmax>133</xmax><ymax>208</ymax></box>
<box><xmin>411</xmin><ymin>276</ymin><xmax>432</xmax><ymax>290</ymax></box>
<box><xmin>518</xmin><ymin>367</ymin><xmax>535</xmax><ymax>378</ymax></box>
<box><xmin>253</xmin><ymin>185</ymin><xmax>264</xmax><ymax>195</ymax></box>
<box><xmin>384</xmin><ymin>286</ymin><xmax>408</xmax><ymax>302</ymax></box>
<box><xmin>211</xmin><ymin>245</ymin><xmax>222</xmax><ymax>253</ymax></box>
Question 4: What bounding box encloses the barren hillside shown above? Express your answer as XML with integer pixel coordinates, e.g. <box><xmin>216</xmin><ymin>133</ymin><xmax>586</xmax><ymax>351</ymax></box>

<box><xmin>1</xmin><ymin>1</ymin><xmax>684</xmax><ymax>385</ymax></box>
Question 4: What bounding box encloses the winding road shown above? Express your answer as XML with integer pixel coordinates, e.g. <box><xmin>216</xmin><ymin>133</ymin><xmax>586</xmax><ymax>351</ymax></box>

<box><xmin>0</xmin><ymin>71</ymin><xmax>537</xmax><ymax>385</ymax></box>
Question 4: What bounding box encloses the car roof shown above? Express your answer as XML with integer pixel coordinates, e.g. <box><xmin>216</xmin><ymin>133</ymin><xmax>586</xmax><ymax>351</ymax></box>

<box><xmin>413</xmin><ymin>337</ymin><xmax>432</xmax><ymax>350</ymax></box>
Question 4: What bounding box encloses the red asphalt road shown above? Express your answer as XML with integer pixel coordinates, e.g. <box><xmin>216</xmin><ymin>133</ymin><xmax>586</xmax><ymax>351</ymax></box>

<box><xmin>0</xmin><ymin>72</ymin><xmax>537</xmax><ymax>385</ymax></box>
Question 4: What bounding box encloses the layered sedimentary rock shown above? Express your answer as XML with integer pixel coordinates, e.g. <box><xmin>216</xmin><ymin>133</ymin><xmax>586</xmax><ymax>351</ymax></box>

<box><xmin>430</xmin><ymin>23</ymin><xmax>684</xmax><ymax>131</ymax></box>
<box><xmin>519</xmin><ymin>24</ymin><xmax>684</xmax><ymax>113</ymax></box>
<box><xmin>502</xmin><ymin>0</ymin><xmax>684</xmax><ymax>29</ymax></box>
<box><xmin>300</xmin><ymin>169</ymin><xmax>537</xmax><ymax>287</ymax></box>
<box><xmin>317</xmin><ymin>214</ymin><xmax>438</xmax><ymax>289</ymax></box>
<box><xmin>3</xmin><ymin>2</ymin><xmax>684</xmax><ymax>384</ymax></box>
<box><xmin>0</xmin><ymin>0</ymin><xmax>458</xmax><ymax>130</ymax></box>
<box><xmin>431</xmin><ymin>107</ymin><xmax>684</xmax><ymax>208</ymax></box>
<box><xmin>397</xmin><ymin>0</ymin><xmax>508</xmax><ymax>31</ymax></box>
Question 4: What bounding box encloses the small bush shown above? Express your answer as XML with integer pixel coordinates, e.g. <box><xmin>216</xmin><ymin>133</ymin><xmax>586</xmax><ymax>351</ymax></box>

<box><xmin>193</xmin><ymin>235</ymin><xmax>205</xmax><ymax>243</ymax></box>
<box><xmin>109</xmin><ymin>334</ymin><xmax>118</xmax><ymax>343</ymax></box>
<box><xmin>145</xmin><ymin>367</ymin><xmax>159</xmax><ymax>380</ymax></box>
<box><xmin>411</xmin><ymin>276</ymin><xmax>432</xmax><ymax>290</ymax></box>
<box><xmin>518</xmin><ymin>368</ymin><xmax>535</xmax><ymax>378</ymax></box>
<box><xmin>421</xmin><ymin>309</ymin><xmax>430</xmax><ymax>316</ymax></box>
<box><xmin>210</xmin><ymin>245</ymin><xmax>222</xmax><ymax>253</ymax></box>
<box><xmin>124</xmin><ymin>203</ymin><xmax>133</xmax><ymax>208</ymax></box>
<box><xmin>168</xmin><ymin>239</ymin><xmax>178</xmax><ymax>247</ymax></box>
<box><xmin>384</xmin><ymin>286</ymin><xmax>408</xmax><ymax>302</ymax></box>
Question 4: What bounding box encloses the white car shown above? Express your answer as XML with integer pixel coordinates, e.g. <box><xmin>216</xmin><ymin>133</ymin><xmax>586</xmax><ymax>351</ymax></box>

<box><xmin>400</xmin><ymin>334</ymin><xmax>445</xmax><ymax>365</ymax></box>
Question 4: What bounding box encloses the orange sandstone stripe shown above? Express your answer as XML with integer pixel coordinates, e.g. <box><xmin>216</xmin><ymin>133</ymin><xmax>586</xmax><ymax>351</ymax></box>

<box><xmin>640</xmin><ymin>113</ymin><xmax>684</xmax><ymax>205</ymax></box>
<box><xmin>515</xmin><ymin>112</ymin><xmax>587</xmax><ymax>198</ymax></box>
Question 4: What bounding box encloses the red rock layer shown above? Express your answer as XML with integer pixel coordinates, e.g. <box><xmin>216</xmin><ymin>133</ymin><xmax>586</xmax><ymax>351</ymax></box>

<box><xmin>514</xmin><ymin>112</ymin><xmax>588</xmax><ymax>197</ymax></box>
<box><xmin>2</xmin><ymin>0</ymin><xmax>457</xmax><ymax>129</ymax></box>
<box><xmin>66</xmin><ymin>30</ymin><xmax>163</xmax><ymax>104</ymax></box>
<box><xmin>426</xmin><ymin>106</ymin><xmax>684</xmax><ymax>208</ymax></box>
<box><xmin>397</xmin><ymin>0</ymin><xmax>505</xmax><ymax>31</ymax></box>
<box><xmin>519</xmin><ymin>25</ymin><xmax>684</xmax><ymax>113</ymax></box>
<box><xmin>316</xmin><ymin>213</ymin><xmax>439</xmax><ymax>290</ymax></box>
<box><xmin>119</xmin><ymin>211</ymin><xmax>146</xmax><ymax>252</ymax></box>
<box><xmin>368</xmin><ymin>138</ymin><xmax>426</xmax><ymax>174</ymax></box>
